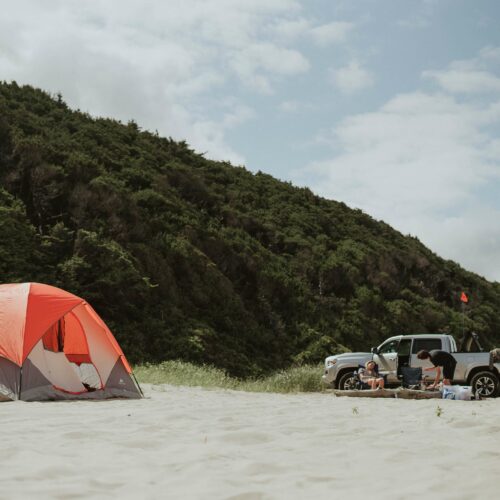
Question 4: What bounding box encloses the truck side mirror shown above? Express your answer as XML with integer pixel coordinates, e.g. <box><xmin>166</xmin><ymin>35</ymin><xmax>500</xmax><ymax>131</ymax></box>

<box><xmin>371</xmin><ymin>347</ymin><xmax>379</xmax><ymax>354</ymax></box>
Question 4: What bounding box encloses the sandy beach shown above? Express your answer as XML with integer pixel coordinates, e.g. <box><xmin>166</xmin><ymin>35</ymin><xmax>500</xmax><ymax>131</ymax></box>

<box><xmin>1</xmin><ymin>385</ymin><xmax>499</xmax><ymax>500</ymax></box>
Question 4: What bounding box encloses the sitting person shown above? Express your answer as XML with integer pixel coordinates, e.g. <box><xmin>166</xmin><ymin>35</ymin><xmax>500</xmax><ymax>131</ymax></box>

<box><xmin>359</xmin><ymin>360</ymin><xmax>385</xmax><ymax>390</ymax></box>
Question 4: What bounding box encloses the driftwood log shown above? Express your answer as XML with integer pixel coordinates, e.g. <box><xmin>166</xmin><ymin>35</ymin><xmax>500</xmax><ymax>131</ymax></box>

<box><xmin>333</xmin><ymin>388</ymin><xmax>442</xmax><ymax>399</ymax></box>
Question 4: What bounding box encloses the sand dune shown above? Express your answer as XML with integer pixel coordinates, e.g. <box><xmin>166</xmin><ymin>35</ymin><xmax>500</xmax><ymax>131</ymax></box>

<box><xmin>1</xmin><ymin>385</ymin><xmax>499</xmax><ymax>499</ymax></box>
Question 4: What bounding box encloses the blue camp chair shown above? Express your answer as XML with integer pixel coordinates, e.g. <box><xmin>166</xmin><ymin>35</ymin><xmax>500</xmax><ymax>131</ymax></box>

<box><xmin>399</xmin><ymin>366</ymin><xmax>423</xmax><ymax>389</ymax></box>
<box><xmin>351</xmin><ymin>362</ymin><xmax>386</xmax><ymax>390</ymax></box>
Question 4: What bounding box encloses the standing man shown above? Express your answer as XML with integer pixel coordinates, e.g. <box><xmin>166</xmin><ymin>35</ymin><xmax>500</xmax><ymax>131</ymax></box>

<box><xmin>417</xmin><ymin>349</ymin><xmax>457</xmax><ymax>389</ymax></box>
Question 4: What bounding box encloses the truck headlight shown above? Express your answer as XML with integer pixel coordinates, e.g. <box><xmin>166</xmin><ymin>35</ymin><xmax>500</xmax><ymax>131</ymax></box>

<box><xmin>326</xmin><ymin>359</ymin><xmax>337</xmax><ymax>367</ymax></box>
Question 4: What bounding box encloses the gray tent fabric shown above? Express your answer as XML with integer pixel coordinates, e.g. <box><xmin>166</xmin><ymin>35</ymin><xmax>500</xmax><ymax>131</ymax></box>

<box><xmin>21</xmin><ymin>386</ymin><xmax>141</xmax><ymax>402</ymax></box>
<box><xmin>0</xmin><ymin>357</ymin><xmax>20</xmax><ymax>401</ymax></box>
<box><xmin>104</xmin><ymin>358</ymin><xmax>142</xmax><ymax>398</ymax></box>
<box><xmin>20</xmin><ymin>358</ymin><xmax>53</xmax><ymax>400</ymax></box>
<box><xmin>18</xmin><ymin>358</ymin><xmax>142</xmax><ymax>402</ymax></box>
<box><xmin>0</xmin><ymin>356</ymin><xmax>141</xmax><ymax>402</ymax></box>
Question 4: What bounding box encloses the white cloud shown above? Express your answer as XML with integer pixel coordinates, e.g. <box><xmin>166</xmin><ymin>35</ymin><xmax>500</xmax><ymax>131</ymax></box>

<box><xmin>186</xmin><ymin>102</ymin><xmax>255</xmax><ymax>164</ymax></box>
<box><xmin>422</xmin><ymin>48</ymin><xmax>500</xmax><ymax>94</ymax></box>
<box><xmin>309</xmin><ymin>21</ymin><xmax>354</xmax><ymax>47</ymax></box>
<box><xmin>396</xmin><ymin>0</ymin><xmax>438</xmax><ymax>30</ymax></box>
<box><xmin>279</xmin><ymin>100</ymin><xmax>300</xmax><ymax>112</ymax></box>
<box><xmin>270</xmin><ymin>18</ymin><xmax>311</xmax><ymax>41</ymax></box>
<box><xmin>0</xmin><ymin>0</ymin><xmax>307</xmax><ymax>162</ymax></box>
<box><xmin>307</xmin><ymin>92</ymin><xmax>497</xmax><ymax>216</ymax></box>
<box><xmin>230</xmin><ymin>42</ymin><xmax>310</xmax><ymax>94</ymax></box>
<box><xmin>412</xmin><ymin>208</ymin><xmax>500</xmax><ymax>281</ymax></box>
<box><xmin>302</xmin><ymin>48</ymin><xmax>500</xmax><ymax>280</ymax></box>
<box><xmin>270</xmin><ymin>17</ymin><xmax>354</xmax><ymax>47</ymax></box>
<box><xmin>423</xmin><ymin>69</ymin><xmax>500</xmax><ymax>94</ymax></box>
<box><xmin>330</xmin><ymin>61</ymin><xmax>374</xmax><ymax>94</ymax></box>
<box><xmin>479</xmin><ymin>46</ymin><xmax>500</xmax><ymax>62</ymax></box>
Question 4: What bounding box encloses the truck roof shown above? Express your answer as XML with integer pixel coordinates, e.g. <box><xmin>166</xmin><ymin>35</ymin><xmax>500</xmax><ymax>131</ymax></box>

<box><xmin>382</xmin><ymin>334</ymin><xmax>452</xmax><ymax>343</ymax></box>
<box><xmin>400</xmin><ymin>334</ymin><xmax>451</xmax><ymax>338</ymax></box>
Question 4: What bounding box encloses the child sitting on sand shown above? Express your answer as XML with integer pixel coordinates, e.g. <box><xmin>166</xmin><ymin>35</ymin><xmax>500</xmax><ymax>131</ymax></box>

<box><xmin>359</xmin><ymin>361</ymin><xmax>385</xmax><ymax>390</ymax></box>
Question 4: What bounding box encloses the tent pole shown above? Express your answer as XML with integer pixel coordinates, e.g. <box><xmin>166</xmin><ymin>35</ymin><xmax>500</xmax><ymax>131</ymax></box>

<box><xmin>132</xmin><ymin>372</ymin><xmax>144</xmax><ymax>397</ymax></box>
<box><xmin>19</xmin><ymin>366</ymin><xmax>23</xmax><ymax>401</ymax></box>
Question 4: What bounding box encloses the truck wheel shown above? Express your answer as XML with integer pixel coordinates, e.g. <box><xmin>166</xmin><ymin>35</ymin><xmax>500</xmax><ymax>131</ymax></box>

<box><xmin>338</xmin><ymin>372</ymin><xmax>358</xmax><ymax>391</ymax></box>
<box><xmin>470</xmin><ymin>371</ymin><xmax>499</xmax><ymax>398</ymax></box>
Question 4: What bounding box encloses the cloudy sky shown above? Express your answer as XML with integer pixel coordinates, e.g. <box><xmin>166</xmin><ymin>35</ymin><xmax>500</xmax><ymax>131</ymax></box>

<box><xmin>2</xmin><ymin>0</ymin><xmax>500</xmax><ymax>281</ymax></box>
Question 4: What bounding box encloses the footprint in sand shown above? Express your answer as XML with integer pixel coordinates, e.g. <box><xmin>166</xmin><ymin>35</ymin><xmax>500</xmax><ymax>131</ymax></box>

<box><xmin>62</xmin><ymin>431</ymin><xmax>93</xmax><ymax>440</ymax></box>
<box><xmin>221</xmin><ymin>432</ymin><xmax>274</xmax><ymax>445</ymax></box>
<box><xmin>449</xmin><ymin>419</ymin><xmax>482</xmax><ymax>429</ymax></box>
<box><xmin>224</xmin><ymin>492</ymin><xmax>267</xmax><ymax>500</ymax></box>
<box><xmin>477</xmin><ymin>424</ymin><xmax>500</xmax><ymax>434</ymax></box>
<box><xmin>244</xmin><ymin>462</ymin><xmax>287</xmax><ymax>476</ymax></box>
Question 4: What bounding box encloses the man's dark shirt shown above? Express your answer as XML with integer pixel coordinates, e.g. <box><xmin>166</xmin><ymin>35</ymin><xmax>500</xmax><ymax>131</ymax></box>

<box><xmin>429</xmin><ymin>350</ymin><xmax>456</xmax><ymax>368</ymax></box>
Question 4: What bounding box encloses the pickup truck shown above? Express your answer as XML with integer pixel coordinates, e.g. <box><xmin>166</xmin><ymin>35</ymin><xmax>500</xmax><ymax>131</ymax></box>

<box><xmin>322</xmin><ymin>332</ymin><xmax>500</xmax><ymax>397</ymax></box>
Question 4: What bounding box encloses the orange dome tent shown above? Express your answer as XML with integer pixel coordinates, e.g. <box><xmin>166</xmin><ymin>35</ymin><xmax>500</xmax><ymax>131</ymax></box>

<box><xmin>0</xmin><ymin>283</ymin><xmax>142</xmax><ymax>401</ymax></box>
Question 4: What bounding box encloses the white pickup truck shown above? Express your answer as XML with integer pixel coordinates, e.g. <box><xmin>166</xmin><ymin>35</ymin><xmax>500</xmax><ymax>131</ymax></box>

<box><xmin>323</xmin><ymin>333</ymin><xmax>500</xmax><ymax>397</ymax></box>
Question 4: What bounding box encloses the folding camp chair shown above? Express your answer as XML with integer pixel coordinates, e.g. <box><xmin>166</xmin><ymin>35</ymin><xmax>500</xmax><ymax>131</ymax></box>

<box><xmin>352</xmin><ymin>362</ymin><xmax>387</xmax><ymax>390</ymax></box>
<box><xmin>399</xmin><ymin>366</ymin><xmax>423</xmax><ymax>389</ymax></box>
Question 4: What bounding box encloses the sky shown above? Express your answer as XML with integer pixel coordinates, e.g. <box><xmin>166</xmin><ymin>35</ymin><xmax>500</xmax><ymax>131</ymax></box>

<box><xmin>2</xmin><ymin>0</ymin><xmax>500</xmax><ymax>281</ymax></box>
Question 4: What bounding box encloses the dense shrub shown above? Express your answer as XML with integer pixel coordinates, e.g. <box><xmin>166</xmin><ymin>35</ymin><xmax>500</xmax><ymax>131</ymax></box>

<box><xmin>1</xmin><ymin>81</ymin><xmax>500</xmax><ymax>377</ymax></box>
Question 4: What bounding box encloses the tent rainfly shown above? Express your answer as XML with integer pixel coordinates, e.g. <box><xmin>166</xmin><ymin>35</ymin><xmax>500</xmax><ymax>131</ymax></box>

<box><xmin>0</xmin><ymin>283</ymin><xmax>142</xmax><ymax>401</ymax></box>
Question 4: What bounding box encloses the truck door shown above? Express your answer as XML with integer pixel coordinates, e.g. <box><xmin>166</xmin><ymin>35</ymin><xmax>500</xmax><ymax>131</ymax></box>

<box><xmin>397</xmin><ymin>338</ymin><xmax>412</xmax><ymax>371</ymax></box>
<box><xmin>373</xmin><ymin>339</ymin><xmax>400</xmax><ymax>383</ymax></box>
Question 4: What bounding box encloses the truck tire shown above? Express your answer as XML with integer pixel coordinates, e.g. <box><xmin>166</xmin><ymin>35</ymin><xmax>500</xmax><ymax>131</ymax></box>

<box><xmin>470</xmin><ymin>371</ymin><xmax>499</xmax><ymax>398</ymax></box>
<box><xmin>338</xmin><ymin>371</ymin><xmax>358</xmax><ymax>391</ymax></box>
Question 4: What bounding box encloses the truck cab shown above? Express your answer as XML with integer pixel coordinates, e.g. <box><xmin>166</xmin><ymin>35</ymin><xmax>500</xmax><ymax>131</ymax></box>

<box><xmin>371</xmin><ymin>335</ymin><xmax>451</xmax><ymax>383</ymax></box>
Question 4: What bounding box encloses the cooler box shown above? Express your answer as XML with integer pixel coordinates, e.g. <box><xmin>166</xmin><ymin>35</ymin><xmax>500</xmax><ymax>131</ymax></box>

<box><xmin>442</xmin><ymin>385</ymin><xmax>473</xmax><ymax>400</ymax></box>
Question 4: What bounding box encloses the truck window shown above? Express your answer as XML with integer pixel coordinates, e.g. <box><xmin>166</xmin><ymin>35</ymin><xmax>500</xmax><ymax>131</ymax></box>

<box><xmin>378</xmin><ymin>339</ymin><xmax>399</xmax><ymax>354</ymax></box>
<box><xmin>397</xmin><ymin>338</ymin><xmax>412</xmax><ymax>368</ymax></box>
<box><xmin>411</xmin><ymin>338</ymin><xmax>442</xmax><ymax>353</ymax></box>
<box><xmin>398</xmin><ymin>338</ymin><xmax>411</xmax><ymax>356</ymax></box>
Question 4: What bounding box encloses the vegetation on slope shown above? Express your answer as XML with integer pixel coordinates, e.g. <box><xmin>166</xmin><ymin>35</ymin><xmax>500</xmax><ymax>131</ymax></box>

<box><xmin>1</xmin><ymin>81</ymin><xmax>500</xmax><ymax>376</ymax></box>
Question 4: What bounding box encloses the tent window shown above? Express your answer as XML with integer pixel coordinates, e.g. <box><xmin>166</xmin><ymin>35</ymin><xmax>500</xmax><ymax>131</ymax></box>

<box><xmin>42</xmin><ymin>320</ymin><xmax>65</xmax><ymax>352</ymax></box>
<box><xmin>63</xmin><ymin>311</ymin><xmax>92</xmax><ymax>365</ymax></box>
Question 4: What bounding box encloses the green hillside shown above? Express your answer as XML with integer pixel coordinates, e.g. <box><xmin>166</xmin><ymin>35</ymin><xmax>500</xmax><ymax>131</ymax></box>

<box><xmin>1</xmin><ymin>81</ymin><xmax>499</xmax><ymax>376</ymax></box>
